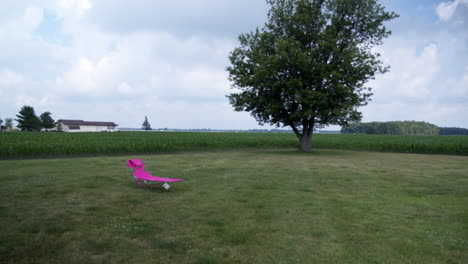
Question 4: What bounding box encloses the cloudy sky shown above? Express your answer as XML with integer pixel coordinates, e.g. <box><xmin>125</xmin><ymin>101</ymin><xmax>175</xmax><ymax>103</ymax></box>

<box><xmin>0</xmin><ymin>0</ymin><xmax>467</xmax><ymax>129</ymax></box>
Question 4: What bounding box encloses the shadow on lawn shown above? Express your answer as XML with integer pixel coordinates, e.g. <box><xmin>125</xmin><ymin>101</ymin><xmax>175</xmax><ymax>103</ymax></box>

<box><xmin>128</xmin><ymin>182</ymin><xmax>187</xmax><ymax>194</ymax></box>
<box><xmin>257</xmin><ymin>148</ymin><xmax>355</xmax><ymax>157</ymax></box>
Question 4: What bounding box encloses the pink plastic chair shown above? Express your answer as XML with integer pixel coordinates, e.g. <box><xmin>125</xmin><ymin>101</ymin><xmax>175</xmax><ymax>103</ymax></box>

<box><xmin>127</xmin><ymin>159</ymin><xmax>183</xmax><ymax>189</ymax></box>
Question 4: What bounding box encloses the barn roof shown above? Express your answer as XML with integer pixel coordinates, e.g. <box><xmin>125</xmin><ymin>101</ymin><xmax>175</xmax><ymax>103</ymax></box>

<box><xmin>59</xmin><ymin>119</ymin><xmax>118</xmax><ymax>127</ymax></box>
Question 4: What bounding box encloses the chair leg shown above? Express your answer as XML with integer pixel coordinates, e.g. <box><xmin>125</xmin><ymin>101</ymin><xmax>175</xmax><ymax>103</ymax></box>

<box><xmin>135</xmin><ymin>179</ymin><xmax>149</xmax><ymax>187</ymax></box>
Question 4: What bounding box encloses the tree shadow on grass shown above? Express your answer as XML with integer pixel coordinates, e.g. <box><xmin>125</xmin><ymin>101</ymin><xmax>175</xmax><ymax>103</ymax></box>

<box><xmin>256</xmin><ymin>149</ymin><xmax>354</xmax><ymax>157</ymax></box>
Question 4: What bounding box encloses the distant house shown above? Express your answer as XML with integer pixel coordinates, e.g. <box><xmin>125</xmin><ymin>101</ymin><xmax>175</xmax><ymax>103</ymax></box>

<box><xmin>57</xmin><ymin>119</ymin><xmax>118</xmax><ymax>132</ymax></box>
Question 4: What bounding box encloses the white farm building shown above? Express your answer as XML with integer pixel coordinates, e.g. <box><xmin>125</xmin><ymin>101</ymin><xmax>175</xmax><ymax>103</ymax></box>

<box><xmin>57</xmin><ymin>119</ymin><xmax>118</xmax><ymax>132</ymax></box>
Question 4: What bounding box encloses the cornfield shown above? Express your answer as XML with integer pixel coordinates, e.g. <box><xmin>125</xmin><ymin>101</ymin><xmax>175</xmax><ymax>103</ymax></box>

<box><xmin>0</xmin><ymin>132</ymin><xmax>467</xmax><ymax>159</ymax></box>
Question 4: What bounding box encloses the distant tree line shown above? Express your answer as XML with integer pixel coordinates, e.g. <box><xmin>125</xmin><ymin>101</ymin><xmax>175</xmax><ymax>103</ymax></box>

<box><xmin>439</xmin><ymin>127</ymin><xmax>468</xmax><ymax>135</ymax></box>
<box><xmin>341</xmin><ymin>121</ymin><xmax>440</xmax><ymax>135</ymax></box>
<box><xmin>2</xmin><ymin>105</ymin><xmax>56</xmax><ymax>132</ymax></box>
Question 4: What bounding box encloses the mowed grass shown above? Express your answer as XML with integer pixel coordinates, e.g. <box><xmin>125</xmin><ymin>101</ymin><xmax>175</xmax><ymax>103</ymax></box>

<box><xmin>0</xmin><ymin>149</ymin><xmax>467</xmax><ymax>263</ymax></box>
<box><xmin>1</xmin><ymin>132</ymin><xmax>467</xmax><ymax>159</ymax></box>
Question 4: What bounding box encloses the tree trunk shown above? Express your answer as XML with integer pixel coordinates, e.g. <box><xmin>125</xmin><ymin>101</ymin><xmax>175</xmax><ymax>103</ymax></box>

<box><xmin>291</xmin><ymin>121</ymin><xmax>314</xmax><ymax>152</ymax></box>
<box><xmin>299</xmin><ymin>133</ymin><xmax>313</xmax><ymax>152</ymax></box>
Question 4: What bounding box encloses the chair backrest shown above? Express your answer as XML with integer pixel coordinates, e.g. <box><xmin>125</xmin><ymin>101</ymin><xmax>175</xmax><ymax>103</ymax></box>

<box><xmin>128</xmin><ymin>159</ymin><xmax>146</xmax><ymax>171</ymax></box>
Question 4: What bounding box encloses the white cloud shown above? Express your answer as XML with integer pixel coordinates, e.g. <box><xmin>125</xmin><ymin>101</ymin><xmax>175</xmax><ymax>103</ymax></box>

<box><xmin>56</xmin><ymin>57</ymin><xmax>97</xmax><ymax>94</ymax></box>
<box><xmin>15</xmin><ymin>94</ymin><xmax>57</xmax><ymax>108</ymax></box>
<box><xmin>446</xmin><ymin>66</ymin><xmax>468</xmax><ymax>97</ymax></box>
<box><xmin>0</xmin><ymin>69</ymin><xmax>24</xmax><ymax>87</ymax></box>
<box><xmin>178</xmin><ymin>67</ymin><xmax>230</xmax><ymax>99</ymax></box>
<box><xmin>462</xmin><ymin>67</ymin><xmax>468</xmax><ymax>95</ymax></box>
<box><xmin>22</xmin><ymin>7</ymin><xmax>44</xmax><ymax>31</ymax></box>
<box><xmin>436</xmin><ymin>0</ymin><xmax>468</xmax><ymax>21</ymax></box>
<box><xmin>112</xmin><ymin>99</ymin><xmax>259</xmax><ymax>129</ymax></box>
<box><xmin>0</xmin><ymin>6</ymin><xmax>43</xmax><ymax>37</ymax></box>
<box><xmin>54</xmin><ymin>30</ymin><xmax>234</xmax><ymax>102</ymax></box>
<box><xmin>117</xmin><ymin>82</ymin><xmax>134</xmax><ymax>95</ymax></box>
<box><xmin>86</xmin><ymin>0</ymin><xmax>268</xmax><ymax>37</ymax></box>
<box><xmin>370</xmin><ymin>43</ymin><xmax>440</xmax><ymax>99</ymax></box>
<box><xmin>362</xmin><ymin>27</ymin><xmax>467</xmax><ymax>128</ymax></box>
<box><xmin>57</xmin><ymin>0</ymin><xmax>91</xmax><ymax>16</ymax></box>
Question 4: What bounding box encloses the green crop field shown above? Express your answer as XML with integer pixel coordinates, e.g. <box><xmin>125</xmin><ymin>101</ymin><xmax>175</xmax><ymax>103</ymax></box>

<box><xmin>0</xmin><ymin>132</ymin><xmax>467</xmax><ymax>159</ymax></box>
<box><xmin>0</xmin><ymin>149</ymin><xmax>467</xmax><ymax>263</ymax></box>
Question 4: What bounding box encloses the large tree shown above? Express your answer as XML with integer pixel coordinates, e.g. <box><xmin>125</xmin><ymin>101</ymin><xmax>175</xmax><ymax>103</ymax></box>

<box><xmin>227</xmin><ymin>0</ymin><xmax>398</xmax><ymax>151</ymax></box>
<box><xmin>15</xmin><ymin>106</ymin><xmax>42</xmax><ymax>131</ymax></box>
<box><xmin>40</xmin><ymin>112</ymin><xmax>55</xmax><ymax>131</ymax></box>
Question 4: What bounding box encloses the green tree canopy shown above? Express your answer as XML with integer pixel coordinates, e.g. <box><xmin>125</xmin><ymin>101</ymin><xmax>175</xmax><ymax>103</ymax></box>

<box><xmin>227</xmin><ymin>0</ymin><xmax>398</xmax><ymax>151</ymax></box>
<box><xmin>341</xmin><ymin>121</ymin><xmax>440</xmax><ymax>135</ymax></box>
<box><xmin>142</xmin><ymin>116</ymin><xmax>152</xmax><ymax>131</ymax></box>
<box><xmin>15</xmin><ymin>106</ymin><xmax>42</xmax><ymax>131</ymax></box>
<box><xmin>5</xmin><ymin>118</ymin><xmax>13</xmax><ymax>129</ymax></box>
<box><xmin>40</xmin><ymin>112</ymin><xmax>55</xmax><ymax>131</ymax></box>
<box><xmin>438</xmin><ymin>127</ymin><xmax>468</xmax><ymax>136</ymax></box>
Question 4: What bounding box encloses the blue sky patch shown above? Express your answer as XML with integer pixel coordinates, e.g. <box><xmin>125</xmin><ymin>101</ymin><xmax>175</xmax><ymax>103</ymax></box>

<box><xmin>35</xmin><ymin>9</ymin><xmax>72</xmax><ymax>45</ymax></box>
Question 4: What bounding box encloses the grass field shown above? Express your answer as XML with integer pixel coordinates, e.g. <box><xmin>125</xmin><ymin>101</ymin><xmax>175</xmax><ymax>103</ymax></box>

<box><xmin>1</xmin><ymin>149</ymin><xmax>467</xmax><ymax>263</ymax></box>
<box><xmin>1</xmin><ymin>132</ymin><xmax>467</xmax><ymax>159</ymax></box>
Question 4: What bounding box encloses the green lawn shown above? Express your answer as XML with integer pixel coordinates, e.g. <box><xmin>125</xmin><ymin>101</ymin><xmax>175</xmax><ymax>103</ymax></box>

<box><xmin>0</xmin><ymin>149</ymin><xmax>467</xmax><ymax>263</ymax></box>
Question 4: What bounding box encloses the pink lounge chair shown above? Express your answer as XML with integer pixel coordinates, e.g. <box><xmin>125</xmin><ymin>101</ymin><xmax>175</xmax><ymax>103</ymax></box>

<box><xmin>127</xmin><ymin>159</ymin><xmax>183</xmax><ymax>189</ymax></box>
